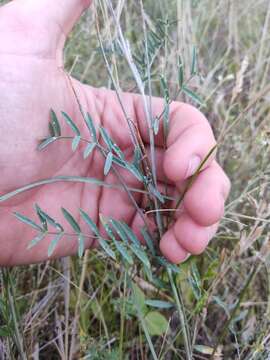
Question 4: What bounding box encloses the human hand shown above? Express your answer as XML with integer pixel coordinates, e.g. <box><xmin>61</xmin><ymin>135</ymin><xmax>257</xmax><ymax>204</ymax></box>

<box><xmin>0</xmin><ymin>0</ymin><xmax>230</xmax><ymax>266</ymax></box>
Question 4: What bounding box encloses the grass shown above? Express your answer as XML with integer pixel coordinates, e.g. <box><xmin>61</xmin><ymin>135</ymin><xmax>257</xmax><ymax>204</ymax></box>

<box><xmin>1</xmin><ymin>0</ymin><xmax>270</xmax><ymax>359</ymax></box>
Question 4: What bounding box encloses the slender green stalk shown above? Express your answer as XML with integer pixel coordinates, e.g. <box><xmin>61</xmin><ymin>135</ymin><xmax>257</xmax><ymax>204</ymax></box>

<box><xmin>119</xmin><ymin>270</ymin><xmax>127</xmax><ymax>360</ymax></box>
<box><xmin>0</xmin><ymin>175</ymin><xmax>161</xmax><ymax>203</ymax></box>
<box><xmin>139</xmin><ymin>0</ymin><xmax>164</xmax><ymax>239</ymax></box>
<box><xmin>135</xmin><ymin>306</ymin><xmax>158</xmax><ymax>360</ymax></box>
<box><xmin>167</xmin><ymin>268</ymin><xmax>192</xmax><ymax>360</ymax></box>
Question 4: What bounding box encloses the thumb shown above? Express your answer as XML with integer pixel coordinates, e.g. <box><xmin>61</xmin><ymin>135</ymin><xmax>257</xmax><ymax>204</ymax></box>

<box><xmin>26</xmin><ymin>0</ymin><xmax>92</xmax><ymax>38</ymax></box>
<box><xmin>2</xmin><ymin>0</ymin><xmax>92</xmax><ymax>50</ymax></box>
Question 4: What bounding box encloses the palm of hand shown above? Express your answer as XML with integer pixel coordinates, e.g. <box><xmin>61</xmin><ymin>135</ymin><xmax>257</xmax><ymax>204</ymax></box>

<box><xmin>0</xmin><ymin>0</ymin><xmax>230</xmax><ymax>266</ymax></box>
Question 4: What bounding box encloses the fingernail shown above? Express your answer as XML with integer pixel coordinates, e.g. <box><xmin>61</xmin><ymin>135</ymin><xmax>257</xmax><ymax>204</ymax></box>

<box><xmin>186</xmin><ymin>155</ymin><xmax>201</xmax><ymax>178</ymax></box>
<box><xmin>183</xmin><ymin>253</ymin><xmax>191</xmax><ymax>262</ymax></box>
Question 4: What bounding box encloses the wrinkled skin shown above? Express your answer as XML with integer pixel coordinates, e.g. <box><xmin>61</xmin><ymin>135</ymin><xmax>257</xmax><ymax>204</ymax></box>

<box><xmin>0</xmin><ymin>0</ymin><xmax>230</xmax><ymax>266</ymax></box>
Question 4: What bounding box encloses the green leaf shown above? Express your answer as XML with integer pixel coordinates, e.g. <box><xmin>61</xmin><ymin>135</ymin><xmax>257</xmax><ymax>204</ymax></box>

<box><xmin>132</xmin><ymin>282</ymin><xmax>146</xmax><ymax>312</ymax></box>
<box><xmin>120</xmin><ymin>222</ymin><xmax>141</xmax><ymax>247</ymax></box>
<box><xmin>178</xmin><ymin>56</ymin><xmax>184</xmax><ymax>88</ymax></box>
<box><xmin>112</xmin><ymin>143</ymin><xmax>125</xmax><ymax>160</ymax></box>
<box><xmin>79</xmin><ymin>209</ymin><xmax>99</xmax><ymax>236</ymax></box>
<box><xmin>156</xmin><ymin>257</ymin><xmax>181</xmax><ymax>274</ymax></box>
<box><xmin>111</xmin><ymin>156</ymin><xmax>126</xmax><ymax>168</ymax></box>
<box><xmin>203</xmin><ymin>259</ymin><xmax>218</xmax><ymax>281</ymax></box>
<box><xmin>194</xmin><ymin>345</ymin><xmax>214</xmax><ymax>355</ymax></box>
<box><xmin>104</xmin><ymin>152</ymin><xmax>113</xmax><ymax>175</ymax></box>
<box><xmin>130</xmin><ymin>244</ymin><xmax>151</xmax><ymax>269</ymax></box>
<box><xmin>62</xmin><ymin>111</ymin><xmax>80</xmax><ymax>135</ymax></box>
<box><xmin>189</xmin><ymin>262</ymin><xmax>202</xmax><ymax>300</ymax></box>
<box><xmin>148</xmin><ymin>184</ymin><xmax>165</xmax><ymax>204</ymax></box>
<box><xmin>99</xmin><ymin>238</ymin><xmax>116</xmax><ymax>260</ymax></box>
<box><xmin>182</xmin><ymin>86</ymin><xmax>205</xmax><ymax>107</ymax></box>
<box><xmin>84</xmin><ymin>112</ymin><xmax>97</xmax><ymax>142</ymax></box>
<box><xmin>78</xmin><ymin>234</ymin><xmax>85</xmax><ymax>258</ymax></box>
<box><xmin>141</xmin><ymin>227</ymin><xmax>155</xmax><ymax>256</ymax></box>
<box><xmin>109</xmin><ymin>219</ymin><xmax>128</xmax><ymax>244</ymax></box>
<box><xmin>61</xmin><ymin>208</ymin><xmax>81</xmax><ymax>233</ymax></box>
<box><xmin>100</xmin><ymin>127</ymin><xmax>113</xmax><ymax>150</ymax></box>
<box><xmin>48</xmin><ymin>233</ymin><xmax>63</xmax><ymax>257</ymax></box>
<box><xmin>125</xmin><ymin>163</ymin><xmax>144</xmax><ymax>182</ymax></box>
<box><xmin>27</xmin><ymin>232</ymin><xmax>46</xmax><ymax>249</ymax></box>
<box><xmin>132</xmin><ymin>146</ymin><xmax>142</xmax><ymax>168</ymax></box>
<box><xmin>101</xmin><ymin>216</ymin><xmax>116</xmax><ymax>241</ymax></box>
<box><xmin>113</xmin><ymin>240</ymin><xmax>133</xmax><ymax>265</ymax></box>
<box><xmin>72</xmin><ymin>136</ymin><xmax>81</xmax><ymax>151</ymax></box>
<box><xmin>38</xmin><ymin>137</ymin><xmax>58</xmax><ymax>151</ymax></box>
<box><xmin>143</xmin><ymin>263</ymin><xmax>153</xmax><ymax>282</ymax></box>
<box><xmin>0</xmin><ymin>326</ymin><xmax>11</xmax><ymax>337</ymax></box>
<box><xmin>83</xmin><ymin>143</ymin><xmax>96</xmax><ymax>159</ymax></box>
<box><xmin>14</xmin><ymin>212</ymin><xmax>43</xmax><ymax>232</ymax></box>
<box><xmin>163</xmin><ymin>102</ymin><xmax>170</xmax><ymax>138</ymax></box>
<box><xmin>153</xmin><ymin>117</ymin><xmax>159</xmax><ymax>135</ymax></box>
<box><xmin>49</xmin><ymin>122</ymin><xmax>55</xmax><ymax>137</ymax></box>
<box><xmin>50</xmin><ymin>109</ymin><xmax>61</xmax><ymax>136</ymax></box>
<box><xmin>34</xmin><ymin>204</ymin><xmax>48</xmax><ymax>231</ymax></box>
<box><xmin>160</xmin><ymin>75</ymin><xmax>169</xmax><ymax>102</ymax></box>
<box><xmin>145</xmin><ymin>300</ymin><xmax>174</xmax><ymax>309</ymax></box>
<box><xmin>145</xmin><ymin>311</ymin><xmax>169</xmax><ymax>336</ymax></box>
<box><xmin>191</xmin><ymin>46</ymin><xmax>197</xmax><ymax>75</ymax></box>
<box><xmin>35</xmin><ymin>206</ymin><xmax>63</xmax><ymax>232</ymax></box>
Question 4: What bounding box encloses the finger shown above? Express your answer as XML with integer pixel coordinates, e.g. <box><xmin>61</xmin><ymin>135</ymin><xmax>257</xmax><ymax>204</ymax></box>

<box><xmin>173</xmin><ymin>212</ymin><xmax>219</xmax><ymax>255</ymax></box>
<box><xmin>89</xmin><ymin>88</ymin><xmax>217</xmax><ymax>186</ymax></box>
<box><xmin>144</xmin><ymin>146</ymin><xmax>175</xmax><ymax>184</ymax></box>
<box><xmin>159</xmin><ymin>228</ymin><xmax>189</xmax><ymax>264</ymax></box>
<box><xmin>130</xmin><ymin>211</ymin><xmax>157</xmax><ymax>244</ymax></box>
<box><xmin>184</xmin><ymin>161</ymin><xmax>231</xmax><ymax>226</ymax></box>
<box><xmin>130</xmin><ymin>180</ymin><xmax>177</xmax><ymax>241</ymax></box>
<box><xmin>90</xmin><ymin>88</ymin><xmax>213</xmax><ymax>150</ymax></box>
<box><xmin>163</xmin><ymin>108</ymin><xmax>216</xmax><ymax>183</ymax></box>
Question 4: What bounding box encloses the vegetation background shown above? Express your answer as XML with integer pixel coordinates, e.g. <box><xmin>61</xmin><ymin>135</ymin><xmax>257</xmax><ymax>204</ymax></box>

<box><xmin>0</xmin><ymin>0</ymin><xmax>270</xmax><ymax>359</ymax></box>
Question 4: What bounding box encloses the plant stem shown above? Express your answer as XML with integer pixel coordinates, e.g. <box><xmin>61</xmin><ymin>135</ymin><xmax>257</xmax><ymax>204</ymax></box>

<box><xmin>119</xmin><ymin>269</ymin><xmax>127</xmax><ymax>360</ymax></box>
<box><xmin>167</xmin><ymin>268</ymin><xmax>192</xmax><ymax>360</ymax></box>
<box><xmin>0</xmin><ymin>175</ymin><xmax>160</xmax><ymax>203</ymax></box>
